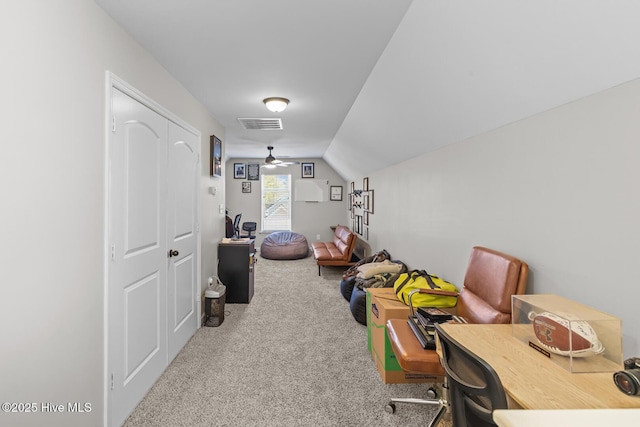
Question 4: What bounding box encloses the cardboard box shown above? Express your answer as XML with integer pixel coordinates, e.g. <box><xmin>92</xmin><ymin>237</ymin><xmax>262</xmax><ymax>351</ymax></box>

<box><xmin>366</xmin><ymin>288</ymin><xmax>440</xmax><ymax>384</ymax></box>
<box><xmin>512</xmin><ymin>294</ymin><xmax>623</xmax><ymax>373</ymax></box>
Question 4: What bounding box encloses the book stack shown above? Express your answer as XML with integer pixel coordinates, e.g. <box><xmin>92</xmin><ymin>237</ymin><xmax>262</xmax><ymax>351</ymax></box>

<box><xmin>407</xmin><ymin>307</ymin><xmax>453</xmax><ymax>350</ymax></box>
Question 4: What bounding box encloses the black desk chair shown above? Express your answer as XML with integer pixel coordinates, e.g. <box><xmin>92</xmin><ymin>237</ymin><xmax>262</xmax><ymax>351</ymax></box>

<box><xmin>240</xmin><ymin>222</ymin><xmax>257</xmax><ymax>239</ymax></box>
<box><xmin>435</xmin><ymin>322</ymin><xmax>508</xmax><ymax>427</ymax></box>
<box><xmin>232</xmin><ymin>214</ymin><xmax>242</xmax><ymax>238</ymax></box>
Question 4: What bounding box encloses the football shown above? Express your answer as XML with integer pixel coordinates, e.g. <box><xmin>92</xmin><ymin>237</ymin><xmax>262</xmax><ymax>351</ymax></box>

<box><xmin>531</xmin><ymin>311</ymin><xmax>604</xmax><ymax>357</ymax></box>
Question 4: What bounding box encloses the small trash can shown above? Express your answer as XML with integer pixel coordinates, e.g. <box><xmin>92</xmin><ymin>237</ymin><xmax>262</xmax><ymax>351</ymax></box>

<box><xmin>204</xmin><ymin>277</ymin><xmax>226</xmax><ymax>327</ymax></box>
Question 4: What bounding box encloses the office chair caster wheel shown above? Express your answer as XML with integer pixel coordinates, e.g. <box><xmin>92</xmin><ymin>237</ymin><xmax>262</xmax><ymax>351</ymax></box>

<box><xmin>384</xmin><ymin>402</ymin><xmax>396</xmax><ymax>414</ymax></box>
<box><xmin>426</xmin><ymin>387</ymin><xmax>437</xmax><ymax>399</ymax></box>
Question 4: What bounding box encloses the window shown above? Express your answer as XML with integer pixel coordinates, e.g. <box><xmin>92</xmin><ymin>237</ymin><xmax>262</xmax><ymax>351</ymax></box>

<box><xmin>261</xmin><ymin>174</ymin><xmax>291</xmax><ymax>231</ymax></box>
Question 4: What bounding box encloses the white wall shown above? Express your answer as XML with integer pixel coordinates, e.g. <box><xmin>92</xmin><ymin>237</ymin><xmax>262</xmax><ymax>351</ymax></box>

<box><xmin>361</xmin><ymin>79</ymin><xmax>640</xmax><ymax>357</ymax></box>
<box><xmin>225</xmin><ymin>158</ymin><xmax>347</xmax><ymax>247</ymax></box>
<box><xmin>0</xmin><ymin>1</ymin><xmax>223</xmax><ymax>425</ymax></box>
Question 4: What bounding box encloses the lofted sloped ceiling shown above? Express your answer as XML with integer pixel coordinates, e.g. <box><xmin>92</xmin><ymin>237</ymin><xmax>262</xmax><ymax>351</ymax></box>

<box><xmin>326</xmin><ymin>0</ymin><xmax>640</xmax><ymax>179</ymax></box>
<box><xmin>95</xmin><ymin>0</ymin><xmax>640</xmax><ymax>181</ymax></box>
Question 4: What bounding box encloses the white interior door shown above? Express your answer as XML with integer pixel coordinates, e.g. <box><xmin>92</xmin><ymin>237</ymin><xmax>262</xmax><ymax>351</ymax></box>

<box><xmin>108</xmin><ymin>88</ymin><xmax>168</xmax><ymax>426</ymax></box>
<box><xmin>167</xmin><ymin>122</ymin><xmax>199</xmax><ymax>362</ymax></box>
<box><xmin>107</xmin><ymin>83</ymin><xmax>200</xmax><ymax>427</ymax></box>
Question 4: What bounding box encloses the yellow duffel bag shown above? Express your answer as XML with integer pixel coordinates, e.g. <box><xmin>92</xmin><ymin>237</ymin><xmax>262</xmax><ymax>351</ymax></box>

<box><xmin>393</xmin><ymin>269</ymin><xmax>459</xmax><ymax>308</ymax></box>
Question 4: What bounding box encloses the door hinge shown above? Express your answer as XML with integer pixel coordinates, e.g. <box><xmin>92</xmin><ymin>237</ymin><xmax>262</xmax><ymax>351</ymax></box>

<box><xmin>110</xmin><ymin>373</ymin><xmax>115</xmax><ymax>390</ymax></box>
<box><xmin>111</xmin><ymin>244</ymin><xmax>116</xmax><ymax>261</ymax></box>
<box><xmin>111</xmin><ymin>115</ymin><xmax>116</xmax><ymax>132</ymax></box>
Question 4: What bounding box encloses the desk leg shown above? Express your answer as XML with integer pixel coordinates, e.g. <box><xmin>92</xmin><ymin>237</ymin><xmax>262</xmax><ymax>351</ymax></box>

<box><xmin>507</xmin><ymin>394</ymin><xmax>523</xmax><ymax>409</ymax></box>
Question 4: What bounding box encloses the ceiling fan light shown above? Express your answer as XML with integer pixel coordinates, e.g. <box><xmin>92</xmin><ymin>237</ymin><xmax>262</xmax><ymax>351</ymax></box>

<box><xmin>264</xmin><ymin>164</ymin><xmax>277</xmax><ymax>169</ymax></box>
<box><xmin>263</xmin><ymin>97</ymin><xmax>289</xmax><ymax>113</ymax></box>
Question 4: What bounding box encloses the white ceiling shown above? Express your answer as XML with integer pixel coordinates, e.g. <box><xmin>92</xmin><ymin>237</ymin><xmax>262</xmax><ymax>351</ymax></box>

<box><xmin>94</xmin><ymin>0</ymin><xmax>413</xmax><ymax>163</ymax></box>
<box><xmin>95</xmin><ymin>1</ymin><xmax>640</xmax><ymax>180</ymax></box>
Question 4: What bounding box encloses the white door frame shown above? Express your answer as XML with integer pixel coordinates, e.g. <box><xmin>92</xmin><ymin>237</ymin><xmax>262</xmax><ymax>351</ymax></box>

<box><xmin>103</xmin><ymin>71</ymin><xmax>201</xmax><ymax>427</ymax></box>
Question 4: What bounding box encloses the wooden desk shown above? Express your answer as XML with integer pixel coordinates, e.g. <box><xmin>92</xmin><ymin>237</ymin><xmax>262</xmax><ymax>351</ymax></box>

<box><xmin>493</xmin><ymin>409</ymin><xmax>640</xmax><ymax>427</ymax></box>
<box><xmin>438</xmin><ymin>323</ymin><xmax>640</xmax><ymax>409</ymax></box>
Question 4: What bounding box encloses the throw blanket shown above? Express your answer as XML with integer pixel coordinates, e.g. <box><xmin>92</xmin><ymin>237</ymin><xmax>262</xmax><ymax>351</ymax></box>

<box><xmin>342</xmin><ymin>249</ymin><xmax>391</xmax><ymax>278</ymax></box>
<box><xmin>356</xmin><ymin>261</ymin><xmax>407</xmax><ymax>289</ymax></box>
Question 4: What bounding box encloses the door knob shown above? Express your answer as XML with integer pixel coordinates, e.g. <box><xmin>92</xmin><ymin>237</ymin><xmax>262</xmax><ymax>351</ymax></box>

<box><xmin>168</xmin><ymin>249</ymin><xmax>179</xmax><ymax>258</ymax></box>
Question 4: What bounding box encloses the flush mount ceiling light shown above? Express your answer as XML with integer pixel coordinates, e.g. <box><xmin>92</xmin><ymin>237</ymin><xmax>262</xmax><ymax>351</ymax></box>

<box><xmin>263</xmin><ymin>97</ymin><xmax>289</xmax><ymax>113</ymax></box>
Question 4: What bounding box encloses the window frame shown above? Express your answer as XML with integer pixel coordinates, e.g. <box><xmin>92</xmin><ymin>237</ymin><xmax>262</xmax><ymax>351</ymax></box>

<box><xmin>260</xmin><ymin>174</ymin><xmax>292</xmax><ymax>232</ymax></box>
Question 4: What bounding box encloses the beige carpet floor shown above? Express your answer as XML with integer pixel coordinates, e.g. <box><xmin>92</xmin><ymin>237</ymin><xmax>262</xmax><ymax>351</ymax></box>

<box><xmin>123</xmin><ymin>254</ymin><xmax>447</xmax><ymax>426</ymax></box>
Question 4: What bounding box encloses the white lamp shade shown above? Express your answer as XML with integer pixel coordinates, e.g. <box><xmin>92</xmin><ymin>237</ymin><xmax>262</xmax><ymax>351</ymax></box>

<box><xmin>263</xmin><ymin>97</ymin><xmax>289</xmax><ymax>113</ymax></box>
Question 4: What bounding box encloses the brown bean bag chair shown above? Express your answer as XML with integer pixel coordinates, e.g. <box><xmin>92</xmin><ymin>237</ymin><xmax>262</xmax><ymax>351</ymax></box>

<box><xmin>260</xmin><ymin>231</ymin><xmax>309</xmax><ymax>260</ymax></box>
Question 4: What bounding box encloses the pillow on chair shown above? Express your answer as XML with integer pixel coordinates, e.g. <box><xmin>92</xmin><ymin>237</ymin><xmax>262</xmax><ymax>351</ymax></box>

<box><xmin>357</xmin><ymin>260</ymin><xmax>403</xmax><ymax>279</ymax></box>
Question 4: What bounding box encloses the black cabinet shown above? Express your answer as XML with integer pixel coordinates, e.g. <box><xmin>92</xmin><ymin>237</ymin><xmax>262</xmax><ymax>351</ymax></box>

<box><xmin>218</xmin><ymin>241</ymin><xmax>255</xmax><ymax>303</ymax></box>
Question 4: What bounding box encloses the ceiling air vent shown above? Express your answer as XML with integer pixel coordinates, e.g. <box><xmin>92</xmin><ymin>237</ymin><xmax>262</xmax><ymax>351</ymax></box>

<box><xmin>237</xmin><ymin>118</ymin><xmax>283</xmax><ymax>130</ymax></box>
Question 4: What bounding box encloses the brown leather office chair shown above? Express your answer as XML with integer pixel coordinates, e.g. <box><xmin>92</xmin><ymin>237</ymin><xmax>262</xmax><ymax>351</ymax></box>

<box><xmin>385</xmin><ymin>246</ymin><xmax>528</xmax><ymax>425</ymax></box>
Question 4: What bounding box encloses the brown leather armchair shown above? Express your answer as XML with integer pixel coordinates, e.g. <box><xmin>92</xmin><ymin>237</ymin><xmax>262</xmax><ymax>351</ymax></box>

<box><xmin>456</xmin><ymin>246</ymin><xmax>528</xmax><ymax>324</ymax></box>
<box><xmin>384</xmin><ymin>246</ymin><xmax>528</xmax><ymax>424</ymax></box>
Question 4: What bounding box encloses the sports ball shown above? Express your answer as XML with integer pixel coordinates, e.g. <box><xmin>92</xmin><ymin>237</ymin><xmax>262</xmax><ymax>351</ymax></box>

<box><xmin>529</xmin><ymin>311</ymin><xmax>604</xmax><ymax>357</ymax></box>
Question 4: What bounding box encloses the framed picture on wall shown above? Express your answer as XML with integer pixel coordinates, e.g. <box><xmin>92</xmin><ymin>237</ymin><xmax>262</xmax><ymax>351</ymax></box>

<box><xmin>301</xmin><ymin>162</ymin><xmax>314</xmax><ymax>178</ymax></box>
<box><xmin>210</xmin><ymin>135</ymin><xmax>222</xmax><ymax>177</ymax></box>
<box><xmin>234</xmin><ymin>163</ymin><xmax>246</xmax><ymax>179</ymax></box>
<box><xmin>247</xmin><ymin>163</ymin><xmax>260</xmax><ymax>180</ymax></box>
<box><xmin>242</xmin><ymin>182</ymin><xmax>251</xmax><ymax>193</ymax></box>
<box><xmin>330</xmin><ymin>186</ymin><xmax>343</xmax><ymax>201</ymax></box>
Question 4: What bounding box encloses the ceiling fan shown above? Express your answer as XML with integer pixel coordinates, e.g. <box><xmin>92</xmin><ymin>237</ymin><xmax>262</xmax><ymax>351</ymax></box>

<box><xmin>262</xmin><ymin>146</ymin><xmax>299</xmax><ymax>168</ymax></box>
